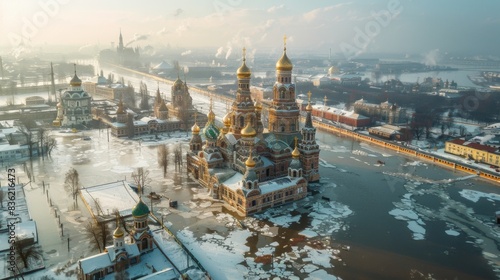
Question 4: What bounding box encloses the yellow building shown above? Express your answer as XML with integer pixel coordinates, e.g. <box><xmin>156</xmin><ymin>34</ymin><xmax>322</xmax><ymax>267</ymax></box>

<box><xmin>445</xmin><ymin>139</ymin><xmax>500</xmax><ymax>166</ymax></box>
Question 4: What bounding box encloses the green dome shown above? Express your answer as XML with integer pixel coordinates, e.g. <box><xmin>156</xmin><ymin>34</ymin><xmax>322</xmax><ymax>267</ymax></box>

<box><xmin>132</xmin><ymin>199</ymin><xmax>150</xmax><ymax>217</ymax></box>
<box><xmin>203</xmin><ymin>123</ymin><xmax>220</xmax><ymax>140</ymax></box>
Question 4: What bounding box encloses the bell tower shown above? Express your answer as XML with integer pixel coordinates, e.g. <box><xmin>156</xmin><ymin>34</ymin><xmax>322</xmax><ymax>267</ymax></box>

<box><xmin>299</xmin><ymin>91</ymin><xmax>320</xmax><ymax>182</ymax></box>
<box><xmin>267</xmin><ymin>36</ymin><xmax>300</xmax><ymax>143</ymax></box>
<box><xmin>230</xmin><ymin>48</ymin><xmax>256</xmax><ymax>137</ymax></box>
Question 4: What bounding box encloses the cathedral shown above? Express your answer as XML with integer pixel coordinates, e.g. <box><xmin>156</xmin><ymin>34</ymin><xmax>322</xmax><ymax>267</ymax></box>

<box><xmin>108</xmin><ymin>78</ymin><xmax>201</xmax><ymax>137</ymax></box>
<box><xmin>98</xmin><ymin>30</ymin><xmax>140</xmax><ymax>68</ymax></box>
<box><xmin>166</xmin><ymin>75</ymin><xmax>201</xmax><ymax>130</ymax></box>
<box><xmin>78</xmin><ymin>196</ymin><xmax>153</xmax><ymax>279</ymax></box>
<box><xmin>186</xmin><ymin>40</ymin><xmax>320</xmax><ymax>216</ymax></box>
<box><xmin>53</xmin><ymin>67</ymin><xmax>92</xmax><ymax>127</ymax></box>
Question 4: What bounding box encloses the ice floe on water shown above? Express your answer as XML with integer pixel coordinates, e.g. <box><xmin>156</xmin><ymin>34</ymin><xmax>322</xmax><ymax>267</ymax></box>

<box><xmin>407</xmin><ymin>220</ymin><xmax>426</xmax><ymax>240</ymax></box>
<box><xmin>177</xmin><ymin>184</ymin><xmax>352</xmax><ymax>279</ymax></box>
<box><xmin>319</xmin><ymin>158</ymin><xmax>336</xmax><ymax>169</ymax></box>
<box><xmin>306</xmin><ymin>269</ymin><xmax>339</xmax><ymax>280</ymax></box>
<box><xmin>389</xmin><ymin>193</ymin><xmax>427</xmax><ymax>241</ymax></box>
<box><xmin>352</xmin><ymin>150</ymin><xmax>368</xmax><ymax>156</ymax></box>
<box><xmin>445</xmin><ymin>229</ymin><xmax>460</xmax><ymax>236</ymax></box>
<box><xmin>403</xmin><ymin>161</ymin><xmax>426</xmax><ymax>167</ymax></box>
<box><xmin>459</xmin><ymin>189</ymin><xmax>500</xmax><ymax>203</ymax></box>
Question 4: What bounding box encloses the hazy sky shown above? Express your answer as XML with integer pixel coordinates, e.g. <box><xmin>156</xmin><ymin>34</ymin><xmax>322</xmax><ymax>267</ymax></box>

<box><xmin>1</xmin><ymin>0</ymin><xmax>499</xmax><ymax>59</ymax></box>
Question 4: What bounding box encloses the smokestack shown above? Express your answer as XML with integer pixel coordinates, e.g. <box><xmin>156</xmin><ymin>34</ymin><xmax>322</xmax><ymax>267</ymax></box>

<box><xmin>50</xmin><ymin>62</ymin><xmax>56</xmax><ymax>103</ymax></box>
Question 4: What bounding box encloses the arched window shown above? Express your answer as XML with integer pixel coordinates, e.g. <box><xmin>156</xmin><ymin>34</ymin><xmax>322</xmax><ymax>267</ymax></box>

<box><xmin>141</xmin><ymin>238</ymin><xmax>148</xmax><ymax>250</ymax></box>
<box><xmin>239</xmin><ymin>116</ymin><xmax>245</xmax><ymax>127</ymax></box>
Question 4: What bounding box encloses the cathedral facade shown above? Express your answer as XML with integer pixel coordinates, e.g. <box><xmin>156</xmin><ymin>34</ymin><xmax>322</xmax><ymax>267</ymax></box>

<box><xmin>108</xmin><ymin>85</ymin><xmax>181</xmax><ymax>137</ymax></box>
<box><xmin>78</xmin><ymin>198</ymin><xmax>153</xmax><ymax>280</ymax></box>
<box><xmin>53</xmin><ymin>68</ymin><xmax>92</xmax><ymax>127</ymax></box>
<box><xmin>186</xmin><ymin>42</ymin><xmax>320</xmax><ymax>216</ymax></box>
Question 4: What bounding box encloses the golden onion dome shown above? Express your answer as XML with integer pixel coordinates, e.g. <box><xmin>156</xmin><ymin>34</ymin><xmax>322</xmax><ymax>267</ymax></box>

<box><xmin>222</xmin><ymin>112</ymin><xmax>231</xmax><ymax>127</ymax></box>
<box><xmin>207</xmin><ymin>109</ymin><xmax>215</xmax><ymax>122</ymax></box>
<box><xmin>276</xmin><ymin>51</ymin><xmax>293</xmax><ymax>71</ymax></box>
<box><xmin>191</xmin><ymin>122</ymin><xmax>200</xmax><ymax>134</ymax></box>
<box><xmin>291</xmin><ymin>136</ymin><xmax>300</xmax><ymax>158</ymax></box>
<box><xmin>241</xmin><ymin>121</ymin><xmax>256</xmax><ymax>137</ymax></box>
<box><xmin>113</xmin><ymin>225</ymin><xmax>124</xmax><ymax>238</ymax></box>
<box><xmin>306</xmin><ymin>103</ymin><xmax>313</xmax><ymax>112</ymax></box>
<box><xmin>245</xmin><ymin>152</ymin><xmax>256</xmax><ymax>168</ymax></box>
<box><xmin>70</xmin><ymin>73</ymin><xmax>82</xmax><ymax>87</ymax></box>
<box><xmin>291</xmin><ymin>145</ymin><xmax>300</xmax><ymax>158</ymax></box>
<box><xmin>236</xmin><ymin>48</ymin><xmax>251</xmax><ymax>79</ymax></box>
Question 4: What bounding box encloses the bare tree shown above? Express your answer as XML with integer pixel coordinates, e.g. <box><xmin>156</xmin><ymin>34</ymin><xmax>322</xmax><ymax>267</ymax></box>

<box><xmin>139</xmin><ymin>81</ymin><xmax>150</xmax><ymax>110</ymax></box>
<box><xmin>157</xmin><ymin>145</ymin><xmax>169</xmax><ymax>178</ymax></box>
<box><xmin>45</xmin><ymin>137</ymin><xmax>57</xmax><ymax>156</ymax></box>
<box><xmin>458</xmin><ymin>125</ymin><xmax>467</xmax><ymax>137</ymax></box>
<box><xmin>174</xmin><ymin>143</ymin><xmax>183</xmax><ymax>171</ymax></box>
<box><xmin>131</xmin><ymin>167</ymin><xmax>151</xmax><ymax>194</ymax></box>
<box><xmin>113</xmin><ymin>208</ymin><xmax>131</xmax><ymax>235</ymax></box>
<box><xmin>126</xmin><ymin>114</ymin><xmax>135</xmax><ymax>138</ymax></box>
<box><xmin>17</xmin><ymin>117</ymin><xmax>37</xmax><ymax>158</ymax></box>
<box><xmin>83</xmin><ymin>220</ymin><xmax>111</xmax><ymax>253</ymax></box>
<box><xmin>410</xmin><ymin>121</ymin><xmax>425</xmax><ymax>140</ymax></box>
<box><xmin>64</xmin><ymin>168</ymin><xmax>80</xmax><ymax>206</ymax></box>
<box><xmin>84</xmin><ymin>220</ymin><xmax>103</xmax><ymax>252</ymax></box>
<box><xmin>37</xmin><ymin>127</ymin><xmax>55</xmax><ymax>159</ymax></box>
<box><xmin>15</xmin><ymin>237</ymin><xmax>42</xmax><ymax>270</ymax></box>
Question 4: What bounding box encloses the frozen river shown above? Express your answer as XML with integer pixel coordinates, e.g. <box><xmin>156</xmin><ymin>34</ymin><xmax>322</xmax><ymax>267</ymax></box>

<box><xmin>7</xmin><ymin>125</ymin><xmax>500</xmax><ymax>279</ymax></box>
<box><xmin>6</xmin><ymin>63</ymin><xmax>500</xmax><ymax>279</ymax></box>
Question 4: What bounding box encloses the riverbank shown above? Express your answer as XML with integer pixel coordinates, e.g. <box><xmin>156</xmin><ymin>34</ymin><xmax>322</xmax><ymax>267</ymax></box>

<box><xmin>309</xmin><ymin>119</ymin><xmax>500</xmax><ymax>185</ymax></box>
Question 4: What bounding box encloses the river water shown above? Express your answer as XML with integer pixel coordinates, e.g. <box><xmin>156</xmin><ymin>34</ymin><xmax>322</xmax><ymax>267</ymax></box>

<box><xmin>11</xmin><ymin>125</ymin><xmax>499</xmax><ymax>279</ymax></box>
<box><xmin>7</xmin><ymin>62</ymin><xmax>500</xmax><ymax>279</ymax></box>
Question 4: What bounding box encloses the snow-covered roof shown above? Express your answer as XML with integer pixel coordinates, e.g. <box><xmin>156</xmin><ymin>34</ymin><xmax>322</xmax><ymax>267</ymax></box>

<box><xmin>15</xmin><ymin>221</ymin><xmax>37</xmax><ymax>242</ymax></box>
<box><xmin>139</xmin><ymin>268</ymin><xmax>178</xmax><ymax>280</ymax></box>
<box><xmin>224</xmin><ymin>133</ymin><xmax>238</xmax><ymax>145</ymax></box>
<box><xmin>222</xmin><ymin>172</ymin><xmax>244</xmax><ymax>191</ymax></box>
<box><xmin>109</xmin><ymin>122</ymin><xmax>127</xmax><ymax>128</ymax></box>
<box><xmin>80</xmin><ymin>253</ymin><xmax>112</xmax><ymax>274</ymax></box>
<box><xmin>311</xmin><ymin>104</ymin><xmax>369</xmax><ymax>120</ymax></box>
<box><xmin>0</xmin><ymin>143</ymin><xmax>28</xmax><ymax>152</ymax></box>
<box><xmin>80</xmin><ymin>181</ymin><xmax>139</xmax><ymax>217</ymax></box>
<box><xmin>105</xmin><ymin>243</ymin><xmax>140</xmax><ymax>261</ymax></box>
<box><xmin>484</xmin><ymin>123</ymin><xmax>500</xmax><ymax>130</ymax></box>
<box><xmin>152</xmin><ymin>61</ymin><xmax>173</xmax><ymax>70</ymax></box>
<box><xmin>259</xmin><ymin>177</ymin><xmax>303</xmax><ymax>195</ymax></box>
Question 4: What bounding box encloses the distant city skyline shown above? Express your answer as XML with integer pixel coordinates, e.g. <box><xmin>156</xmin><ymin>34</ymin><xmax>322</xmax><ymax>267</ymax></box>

<box><xmin>2</xmin><ymin>0</ymin><xmax>500</xmax><ymax>59</ymax></box>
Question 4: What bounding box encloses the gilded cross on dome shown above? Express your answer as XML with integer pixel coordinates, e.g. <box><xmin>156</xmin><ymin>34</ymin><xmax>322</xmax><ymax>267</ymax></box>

<box><xmin>243</xmin><ymin>47</ymin><xmax>246</xmax><ymax>61</ymax></box>
<box><xmin>307</xmin><ymin>91</ymin><xmax>312</xmax><ymax>102</ymax></box>
<box><xmin>283</xmin><ymin>34</ymin><xmax>287</xmax><ymax>50</ymax></box>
